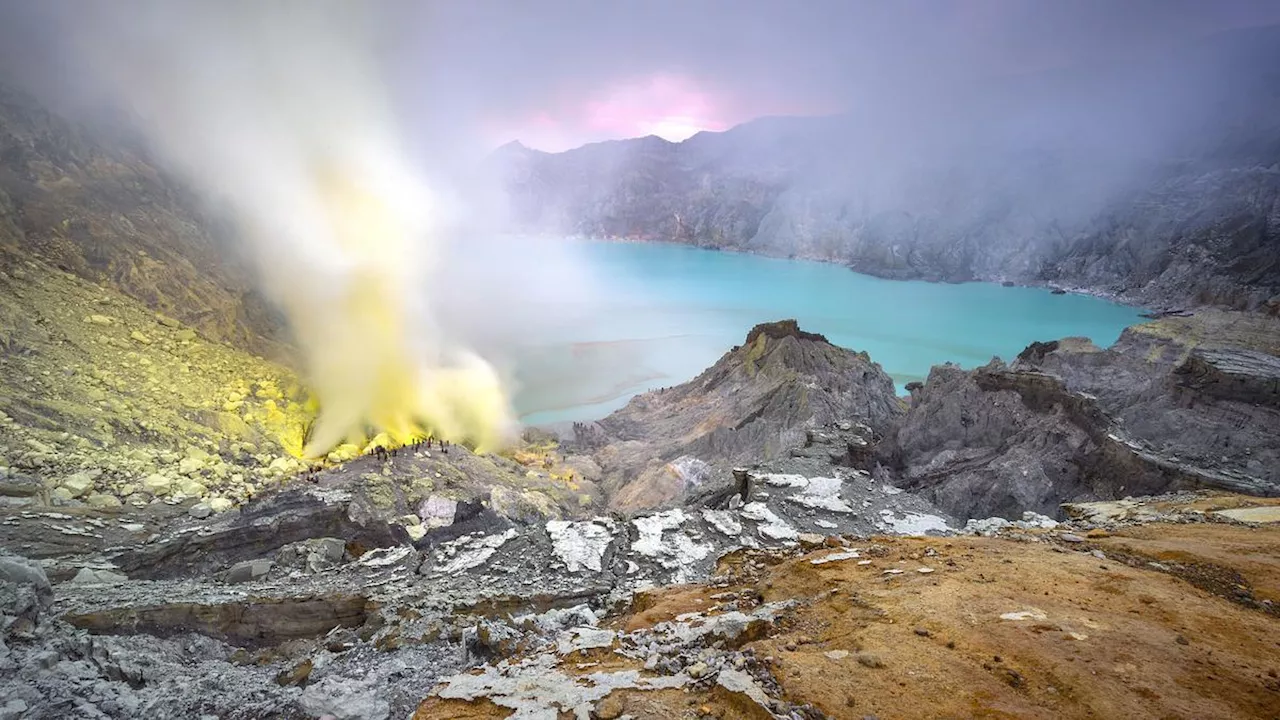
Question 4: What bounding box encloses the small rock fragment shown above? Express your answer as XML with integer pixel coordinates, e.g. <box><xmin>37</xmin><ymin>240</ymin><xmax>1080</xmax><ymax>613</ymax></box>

<box><xmin>225</xmin><ymin>559</ymin><xmax>273</xmax><ymax>583</ymax></box>
<box><xmin>86</xmin><ymin>493</ymin><xmax>123</xmax><ymax>509</ymax></box>
<box><xmin>69</xmin><ymin>568</ymin><xmax>128</xmax><ymax>584</ymax></box>
<box><xmin>856</xmin><ymin>651</ymin><xmax>884</xmax><ymax>668</ymax></box>
<box><xmin>276</xmin><ymin>658</ymin><xmax>313</xmax><ymax>687</ymax></box>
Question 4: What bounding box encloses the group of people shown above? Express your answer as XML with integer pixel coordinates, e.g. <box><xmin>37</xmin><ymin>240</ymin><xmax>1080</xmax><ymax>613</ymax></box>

<box><xmin>297</xmin><ymin>436</ymin><xmax>454</xmax><ymax>485</ymax></box>
<box><xmin>371</xmin><ymin>436</ymin><xmax>450</xmax><ymax>462</ymax></box>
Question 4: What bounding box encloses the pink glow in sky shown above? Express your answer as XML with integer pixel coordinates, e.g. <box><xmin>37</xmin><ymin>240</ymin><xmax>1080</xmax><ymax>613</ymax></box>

<box><xmin>490</xmin><ymin>74</ymin><xmax>744</xmax><ymax>152</ymax></box>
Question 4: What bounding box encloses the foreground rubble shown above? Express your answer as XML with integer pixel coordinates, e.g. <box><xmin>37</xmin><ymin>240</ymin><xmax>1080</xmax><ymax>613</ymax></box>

<box><xmin>3</xmin><ymin>469</ymin><xmax>1278</xmax><ymax>718</ymax></box>
<box><xmin>0</xmin><ymin>454</ymin><xmax>951</xmax><ymax>719</ymax></box>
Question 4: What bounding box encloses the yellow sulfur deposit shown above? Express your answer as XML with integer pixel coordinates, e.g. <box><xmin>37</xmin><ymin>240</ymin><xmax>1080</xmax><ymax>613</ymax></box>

<box><xmin>267</xmin><ymin>165</ymin><xmax>517</xmax><ymax>460</ymax></box>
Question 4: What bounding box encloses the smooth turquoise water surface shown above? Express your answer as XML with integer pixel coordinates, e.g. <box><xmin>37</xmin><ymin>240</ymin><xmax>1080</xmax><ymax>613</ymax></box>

<box><xmin>508</xmin><ymin>241</ymin><xmax>1143</xmax><ymax>425</ymax></box>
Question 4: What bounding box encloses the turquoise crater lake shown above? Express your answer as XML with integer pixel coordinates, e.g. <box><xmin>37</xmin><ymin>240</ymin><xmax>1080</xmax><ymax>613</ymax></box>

<box><xmin>505</xmin><ymin>241</ymin><xmax>1143</xmax><ymax>425</ymax></box>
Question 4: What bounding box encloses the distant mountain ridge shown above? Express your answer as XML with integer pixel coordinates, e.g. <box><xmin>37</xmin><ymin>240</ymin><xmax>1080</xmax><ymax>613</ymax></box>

<box><xmin>494</xmin><ymin>26</ymin><xmax>1280</xmax><ymax>314</ymax></box>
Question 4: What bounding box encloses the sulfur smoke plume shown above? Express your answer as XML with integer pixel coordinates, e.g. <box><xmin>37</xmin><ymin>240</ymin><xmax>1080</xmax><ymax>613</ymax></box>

<box><xmin>69</xmin><ymin>1</ymin><xmax>517</xmax><ymax>456</ymax></box>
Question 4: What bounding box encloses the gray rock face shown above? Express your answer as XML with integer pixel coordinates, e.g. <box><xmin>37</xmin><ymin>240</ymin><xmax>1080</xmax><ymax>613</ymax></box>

<box><xmin>0</xmin><ymin>552</ymin><xmax>52</xmax><ymax>639</ymax></box>
<box><xmin>225</xmin><ymin>559</ymin><xmax>274</xmax><ymax>584</ymax></box>
<box><xmin>1044</xmin><ymin>315</ymin><xmax>1280</xmax><ymax>498</ymax></box>
<box><xmin>110</xmin><ymin>487</ymin><xmax>408</xmax><ymax>580</ymax></box>
<box><xmin>880</xmin><ymin>310</ymin><xmax>1280</xmax><ymax>519</ymax></box>
<box><xmin>882</xmin><ymin>363</ymin><xmax>1175</xmax><ymax>520</ymax></box>
<box><xmin>584</xmin><ymin>320</ymin><xmax>902</xmax><ymax>511</ymax></box>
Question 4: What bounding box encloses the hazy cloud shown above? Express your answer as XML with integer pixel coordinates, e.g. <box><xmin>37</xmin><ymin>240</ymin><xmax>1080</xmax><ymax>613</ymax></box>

<box><xmin>4</xmin><ymin>0</ymin><xmax>1280</xmax><ymax>156</ymax></box>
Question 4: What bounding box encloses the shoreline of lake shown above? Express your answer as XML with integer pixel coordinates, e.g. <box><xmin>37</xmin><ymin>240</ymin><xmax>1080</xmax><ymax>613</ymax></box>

<box><xmin>508</xmin><ymin>238</ymin><xmax>1145</xmax><ymax>425</ymax></box>
<box><xmin>535</xmin><ymin>233</ymin><xmax>1151</xmax><ymax>311</ymax></box>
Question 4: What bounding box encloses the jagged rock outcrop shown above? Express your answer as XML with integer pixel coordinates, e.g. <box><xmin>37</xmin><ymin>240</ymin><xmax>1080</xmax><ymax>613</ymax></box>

<box><xmin>1034</xmin><ymin>312</ymin><xmax>1280</xmax><ymax>497</ymax></box>
<box><xmin>584</xmin><ymin>320</ymin><xmax>902</xmax><ymax>511</ymax></box>
<box><xmin>495</xmin><ymin>26</ymin><xmax>1280</xmax><ymax>313</ymax></box>
<box><xmin>881</xmin><ymin>310</ymin><xmax>1280</xmax><ymax>519</ymax></box>
<box><xmin>883</xmin><ymin>362</ymin><xmax>1183</xmax><ymax>520</ymax></box>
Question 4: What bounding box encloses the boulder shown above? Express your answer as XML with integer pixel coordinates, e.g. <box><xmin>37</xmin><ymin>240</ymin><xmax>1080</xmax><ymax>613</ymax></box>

<box><xmin>225</xmin><ymin>559</ymin><xmax>274</xmax><ymax>584</ymax></box>
<box><xmin>85</xmin><ymin>493</ymin><xmax>123</xmax><ymax>509</ymax></box>
<box><xmin>69</xmin><ymin>568</ymin><xmax>129</xmax><ymax>584</ymax></box>
<box><xmin>0</xmin><ymin>553</ymin><xmax>52</xmax><ymax>637</ymax></box>
<box><xmin>141</xmin><ymin>473</ymin><xmax>172</xmax><ymax>496</ymax></box>
<box><xmin>61</xmin><ymin>472</ymin><xmax>95</xmax><ymax>498</ymax></box>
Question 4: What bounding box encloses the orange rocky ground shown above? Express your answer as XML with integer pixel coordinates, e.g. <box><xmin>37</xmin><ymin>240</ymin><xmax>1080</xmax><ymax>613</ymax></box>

<box><xmin>416</xmin><ymin>497</ymin><xmax>1280</xmax><ymax>720</ymax></box>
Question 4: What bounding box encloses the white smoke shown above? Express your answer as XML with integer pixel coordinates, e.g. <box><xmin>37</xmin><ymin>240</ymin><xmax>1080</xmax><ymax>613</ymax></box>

<box><xmin>66</xmin><ymin>0</ymin><xmax>520</xmax><ymax>455</ymax></box>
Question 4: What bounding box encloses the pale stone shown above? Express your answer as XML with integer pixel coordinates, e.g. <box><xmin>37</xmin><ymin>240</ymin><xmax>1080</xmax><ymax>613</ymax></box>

<box><xmin>141</xmin><ymin>473</ymin><xmax>172</xmax><ymax>496</ymax></box>
<box><xmin>546</xmin><ymin>518</ymin><xmax>615</xmax><ymax>572</ymax></box>
<box><xmin>70</xmin><ymin>568</ymin><xmax>128</xmax><ymax>584</ymax></box>
<box><xmin>178</xmin><ymin>457</ymin><xmax>205</xmax><ymax>475</ymax></box>
<box><xmin>85</xmin><ymin>493</ymin><xmax>123</xmax><ymax>509</ymax></box>
<box><xmin>61</xmin><ymin>472</ymin><xmax>95</xmax><ymax>498</ymax></box>
<box><xmin>178</xmin><ymin>480</ymin><xmax>207</xmax><ymax>497</ymax></box>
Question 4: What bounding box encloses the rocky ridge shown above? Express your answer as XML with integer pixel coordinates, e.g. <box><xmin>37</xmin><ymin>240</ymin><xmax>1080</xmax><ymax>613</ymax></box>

<box><xmin>417</xmin><ymin>491</ymin><xmax>1280</xmax><ymax>720</ymax></box>
<box><xmin>879</xmin><ymin>309</ymin><xmax>1280</xmax><ymax>520</ymax></box>
<box><xmin>4</xmin><ymin>465</ymin><xmax>1277</xmax><ymax>720</ymax></box>
<box><xmin>580</xmin><ymin>320</ymin><xmax>903</xmax><ymax>511</ymax></box>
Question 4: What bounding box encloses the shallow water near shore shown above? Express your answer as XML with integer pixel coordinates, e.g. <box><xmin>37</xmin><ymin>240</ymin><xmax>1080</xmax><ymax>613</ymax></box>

<box><xmin>505</xmin><ymin>240</ymin><xmax>1143</xmax><ymax>425</ymax></box>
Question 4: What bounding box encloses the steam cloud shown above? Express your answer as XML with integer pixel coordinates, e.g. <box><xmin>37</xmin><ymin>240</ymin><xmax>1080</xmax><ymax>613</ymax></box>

<box><xmin>67</xmin><ymin>1</ymin><xmax>518</xmax><ymax>456</ymax></box>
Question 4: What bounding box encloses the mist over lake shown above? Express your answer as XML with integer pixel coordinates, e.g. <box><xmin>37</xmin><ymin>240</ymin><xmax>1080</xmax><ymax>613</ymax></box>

<box><xmin>508</xmin><ymin>240</ymin><xmax>1143</xmax><ymax>424</ymax></box>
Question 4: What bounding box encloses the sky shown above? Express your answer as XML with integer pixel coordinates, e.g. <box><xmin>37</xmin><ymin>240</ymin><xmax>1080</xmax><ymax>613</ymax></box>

<box><xmin>387</xmin><ymin>0</ymin><xmax>1280</xmax><ymax>152</ymax></box>
<box><xmin>5</xmin><ymin>0</ymin><xmax>1280</xmax><ymax>156</ymax></box>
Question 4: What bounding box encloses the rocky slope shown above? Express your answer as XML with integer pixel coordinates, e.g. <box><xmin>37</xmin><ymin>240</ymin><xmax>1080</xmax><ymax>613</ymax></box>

<box><xmin>0</xmin><ymin>254</ymin><xmax>312</xmax><ymax>514</ymax></box>
<box><xmin>577</xmin><ymin>320</ymin><xmax>903</xmax><ymax>511</ymax></box>
<box><xmin>0</xmin><ymin>83</ymin><xmax>281</xmax><ymax>355</ymax></box>
<box><xmin>494</xmin><ymin>26</ymin><xmax>1280</xmax><ymax>313</ymax></box>
<box><xmin>879</xmin><ymin>310</ymin><xmax>1280</xmax><ymax>520</ymax></box>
